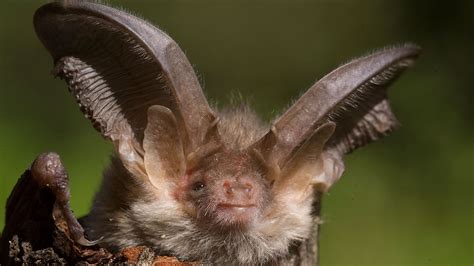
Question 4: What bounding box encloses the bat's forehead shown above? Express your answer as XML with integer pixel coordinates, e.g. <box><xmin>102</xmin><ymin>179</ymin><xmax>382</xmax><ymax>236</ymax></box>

<box><xmin>202</xmin><ymin>150</ymin><xmax>262</xmax><ymax>176</ymax></box>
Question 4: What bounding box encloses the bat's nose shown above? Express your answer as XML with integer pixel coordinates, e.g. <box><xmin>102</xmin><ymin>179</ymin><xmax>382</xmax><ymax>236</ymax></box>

<box><xmin>215</xmin><ymin>176</ymin><xmax>260</xmax><ymax>226</ymax></box>
<box><xmin>222</xmin><ymin>176</ymin><xmax>255</xmax><ymax>203</ymax></box>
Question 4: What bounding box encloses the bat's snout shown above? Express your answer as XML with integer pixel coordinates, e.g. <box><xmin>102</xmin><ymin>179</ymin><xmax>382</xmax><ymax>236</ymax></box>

<box><xmin>222</xmin><ymin>177</ymin><xmax>255</xmax><ymax>202</ymax></box>
<box><xmin>210</xmin><ymin>175</ymin><xmax>262</xmax><ymax>226</ymax></box>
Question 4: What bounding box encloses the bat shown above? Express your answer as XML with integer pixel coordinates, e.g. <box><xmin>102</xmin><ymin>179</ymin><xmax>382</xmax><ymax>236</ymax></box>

<box><xmin>33</xmin><ymin>1</ymin><xmax>420</xmax><ymax>264</ymax></box>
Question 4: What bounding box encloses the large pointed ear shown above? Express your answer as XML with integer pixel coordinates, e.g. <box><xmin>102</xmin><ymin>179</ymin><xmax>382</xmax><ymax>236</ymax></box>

<box><xmin>273</xmin><ymin>123</ymin><xmax>335</xmax><ymax>196</ymax></box>
<box><xmin>143</xmin><ymin>106</ymin><xmax>185</xmax><ymax>191</ymax></box>
<box><xmin>255</xmin><ymin>45</ymin><xmax>420</xmax><ymax>171</ymax></box>
<box><xmin>34</xmin><ymin>1</ymin><xmax>217</xmax><ymax>178</ymax></box>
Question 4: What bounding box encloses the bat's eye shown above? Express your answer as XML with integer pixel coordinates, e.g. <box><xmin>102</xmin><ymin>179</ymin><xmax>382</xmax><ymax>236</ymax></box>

<box><xmin>189</xmin><ymin>180</ymin><xmax>206</xmax><ymax>199</ymax></box>
<box><xmin>192</xmin><ymin>181</ymin><xmax>206</xmax><ymax>192</ymax></box>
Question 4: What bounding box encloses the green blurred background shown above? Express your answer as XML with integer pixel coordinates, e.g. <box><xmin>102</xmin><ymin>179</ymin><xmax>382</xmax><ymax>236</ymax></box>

<box><xmin>1</xmin><ymin>1</ymin><xmax>472</xmax><ymax>265</ymax></box>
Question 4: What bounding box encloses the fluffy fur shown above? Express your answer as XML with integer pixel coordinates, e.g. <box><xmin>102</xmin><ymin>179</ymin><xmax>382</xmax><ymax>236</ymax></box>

<box><xmin>85</xmin><ymin>106</ymin><xmax>315</xmax><ymax>265</ymax></box>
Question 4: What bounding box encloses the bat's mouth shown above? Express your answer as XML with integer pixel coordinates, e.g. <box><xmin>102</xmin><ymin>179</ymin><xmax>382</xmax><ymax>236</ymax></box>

<box><xmin>214</xmin><ymin>203</ymin><xmax>258</xmax><ymax>226</ymax></box>
<box><xmin>217</xmin><ymin>203</ymin><xmax>257</xmax><ymax>215</ymax></box>
<box><xmin>217</xmin><ymin>203</ymin><xmax>256</xmax><ymax>208</ymax></box>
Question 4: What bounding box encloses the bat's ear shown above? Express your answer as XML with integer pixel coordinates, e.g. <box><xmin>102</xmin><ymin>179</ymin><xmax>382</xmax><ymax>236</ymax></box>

<box><xmin>254</xmin><ymin>45</ymin><xmax>420</xmax><ymax>191</ymax></box>
<box><xmin>143</xmin><ymin>106</ymin><xmax>185</xmax><ymax>191</ymax></box>
<box><xmin>34</xmin><ymin>2</ymin><xmax>217</xmax><ymax>180</ymax></box>
<box><xmin>273</xmin><ymin>122</ymin><xmax>336</xmax><ymax>198</ymax></box>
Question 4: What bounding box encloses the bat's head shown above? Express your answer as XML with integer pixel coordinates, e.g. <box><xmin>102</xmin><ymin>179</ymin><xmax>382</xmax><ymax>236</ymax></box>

<box><xmin>177</xmin><ymin>151</ymin><xmax>270</xmax><ymax>228</ymax></box>
<box><xmin>106</xmin><ymin>105</ymin><xmax>339</xmax><ymax>263</ymax></box>
<box><xmin>34</xmin><ymin>1</ymin><xmax>420</xmax><ymax>263</ymax></box>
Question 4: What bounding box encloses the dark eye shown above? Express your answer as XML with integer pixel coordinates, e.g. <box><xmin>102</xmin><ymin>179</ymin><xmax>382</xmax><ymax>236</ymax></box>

<box><xmin>192</xmin><ymin>181</ymin><xmax>206</xmax><ymax>192</ymax></box>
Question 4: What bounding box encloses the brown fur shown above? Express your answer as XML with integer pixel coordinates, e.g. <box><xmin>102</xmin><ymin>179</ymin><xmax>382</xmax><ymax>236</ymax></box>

<box><xmin>85</xmin><ymin>106</ymin><xmax>315</xmax><ymax>265</ymax></box>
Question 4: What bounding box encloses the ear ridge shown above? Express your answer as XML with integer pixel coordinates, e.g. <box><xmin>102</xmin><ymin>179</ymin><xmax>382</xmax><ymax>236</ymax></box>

<box><xmin>325</xmin><ymin>49</ymin><xmax>417</xmax><ymax>154</ymax></box>
<box><xmin>113</xmin><ymin>124</ymin><xmax>147</xmax><ymax>180</ymax></box>
<box><xmin>254</xmin><ymin>44</ymin><xmax>420</xmax><ymax>168</ymax></box>
<box><xmin>34</xmin><ymin>1</ymin><xmax>215</xmax><ymax>156</ymax></box>
<box><xmin>143</xmin><ymin>105</ymin><xmax>186</xmax><ymax>190</ymax></box>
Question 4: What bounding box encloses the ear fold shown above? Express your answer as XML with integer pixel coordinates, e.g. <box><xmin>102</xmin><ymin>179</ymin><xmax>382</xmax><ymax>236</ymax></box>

<box><xmin>34</xmin><ymin>1</ymin><xmax>217</xmax><ymax>182</ymax></box>
<box><xmin>273</xmin><ymin>122</ymin><xmax>336</xmax><ymax>197</ymax></box>
<box><xmin>143</xmin><ymin>106</ymin><xmax>186</xmax><ymax>191</ymax></box>
<box><xmin>254</xmin><ymin>45</ymin><xmax>419</xmax><ymax>194</ymax></box>
<box><xmin>311</xmin><ymin>150</ymin><xmax>345</xmax><ymax>192</ymax></box>
<box><xmin>255</xmin><ymin>45</ymin><xmax>420</xmax><ymax>170</ymax></box>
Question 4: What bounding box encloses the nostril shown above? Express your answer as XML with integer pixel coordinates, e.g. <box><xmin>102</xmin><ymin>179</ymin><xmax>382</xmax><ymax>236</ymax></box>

<box><xmin>236</xmin><ymin>182</ymin><xmax>254</xmax><ymax>199</ymax></box>
<box><xmin>243</xmin><ymin>182</ymin><xmax>253</xmax><ymax>193</ymax></box>
<box><xmin>223</xmin><ymin>181</ymin><xmax>234</xmax><ymax>195</ymax></box>
<box><xmin>226</xmin><ymin>187</ymin><xmax>234</xmax><ymax>195</ymax></box>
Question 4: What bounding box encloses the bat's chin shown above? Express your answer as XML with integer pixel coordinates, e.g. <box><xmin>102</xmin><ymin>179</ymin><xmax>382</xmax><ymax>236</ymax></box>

<box><xmin>212</xmin><ymin>203</ymin><xmax>258</xmax><ymax>227</ymax></box>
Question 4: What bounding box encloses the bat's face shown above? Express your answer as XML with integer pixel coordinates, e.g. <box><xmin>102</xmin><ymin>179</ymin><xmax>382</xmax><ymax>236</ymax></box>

<box><xmin>176</xmin><ymin>151</ymin><xmax>271</xmax><ymax>229</ymax></box>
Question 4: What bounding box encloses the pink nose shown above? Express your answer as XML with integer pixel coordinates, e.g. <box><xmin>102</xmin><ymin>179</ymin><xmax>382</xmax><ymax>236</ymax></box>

<box><xmin>222</xmin><ymin>177</ymin><xmax>255</xmax><ymax>202</ymax></box>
